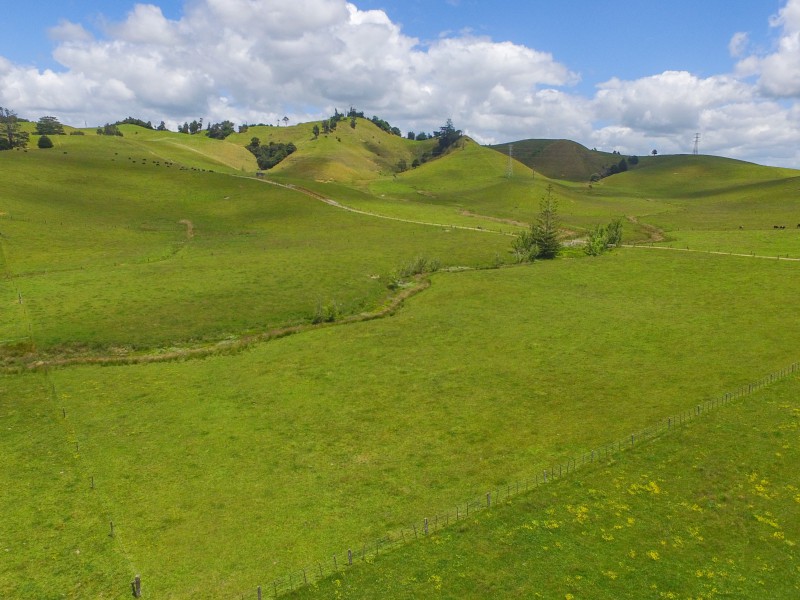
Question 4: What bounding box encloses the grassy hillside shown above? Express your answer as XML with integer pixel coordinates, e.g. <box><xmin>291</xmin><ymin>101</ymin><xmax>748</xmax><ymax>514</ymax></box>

<box><xmin>592</xmin><ymin>154</ymin><xmax>800</xmax><ymax>250</ymax></box>
<box><xmin>19</xmin><ymin>125</ymin><xmax>258</xmax><ymax>173</ymax></box>
<box><xmin>292</xmin><ymin>373</ymin><xmax>800</xmax><ymax>599</ymax></box>
<box><xmin>0</xmin><ymin>137</ymin><xmax>509</xmax><ymax>360</ymax></box>
<box><xmin>228</xmin><ymin>119</ymin><xmax>435</xmax><ymax>183</ymax></box>
<box><xmin>3</xmin><ymin>124</ymin><xmax>800</xmax><ymax>599</ymax></box>
<box><xmin>489</xmin><ymin>139</ymin><xmax>622</xmax><ymax>182</ymax></box>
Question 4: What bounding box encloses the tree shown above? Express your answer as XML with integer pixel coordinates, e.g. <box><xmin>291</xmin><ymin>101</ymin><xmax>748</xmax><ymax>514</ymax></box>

<box><xmin>0</xmin><ymin>107</ymin><xmax>29</xmax><ymax>150</ymax></box>
<box><xmin>37</xmin><ymin>135</ymin><xmax>54</xmax><ymax>149</ymax></box>
<box><xmin>651</xmin><ymin>149</ymin><xmax>658</xmax><ymax>156</ymax></box>
<box><xmin>246</xmin><ymin>140</ymin><xmax>297</xmax><ymax>170</ymax></box>
<box><xmin>312</xmin><ymin>124</ymin><xmax>320</xmax><ymax>139</ymax></box>
<box><xmin>432</xmin><ymin>118</ymin><xmax>461</xmax><ymax>156</ymax></box>
<box><xmin>35</xmin><ymin>116</ymin><xmax>65</xmax><ymax>135</ymax></box>
<box><xmin>157</xmin><ymin>121</ymin><xmax>168</xmax><ymax>131</ymax></box>
<box><xmin>96</xmin><ymin>123</ymin><xmax>123</xmax><ymax>136</ymax></box>
<box><xmin>350</xmin><ymin>115</ymin><xmax>357</xmax><ymax>129</ymax></box>
<box><xmin>206</xmin><ymin>120</ymin><xmax>236</xmax><ymax>139</ymax></box>
<box><xmin>511</xmin><ymin>185</ymin><xmax>561</xmax><ymax>261</ymax></box>
<box><xmin>531</xmin><ymin>185</ymin><xmax>561</xmax><ymax>259</ymax></box>
<box><xmin>282</xmin><ymin>116</ymin><xmax>289</xmax><ymax>127</ymax></box>
<box><xmin>116</xmin><ymin>117</ymin><xmax>153</xmax><ymax>129</ymax></box>
<box><xmin>407</xmin><ymin>131</ymin><xmax>415</xmax><ymax>140</ymax></box>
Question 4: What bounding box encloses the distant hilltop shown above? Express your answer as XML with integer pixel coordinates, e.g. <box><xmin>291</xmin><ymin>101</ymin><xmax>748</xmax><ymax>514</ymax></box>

<box><xmin>489</xmin><ymin>139</ymin><xmax>636</xmax><ymax>182</ymax></box>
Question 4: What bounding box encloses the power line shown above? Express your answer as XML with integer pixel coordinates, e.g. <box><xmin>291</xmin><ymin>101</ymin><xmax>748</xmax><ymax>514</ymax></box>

<box><xmin>693</xmin><ymin>133</ymin><xmax>700</xmax><ymax>155</ymax></box>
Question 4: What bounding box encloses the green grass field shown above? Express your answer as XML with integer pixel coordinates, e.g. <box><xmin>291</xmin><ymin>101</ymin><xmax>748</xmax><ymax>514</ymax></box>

<box><xmin>2</xmin><ymin>125</ymin><xmax>800</xmax><ymax>598</ymax></box>
<box><xmin>4</xmin><ymin>250</ymin><xmax>800</xmax><ymax>598</ymax></box>
<box><xmin>291</xmin><ymin>373</ymin><xmax>800</xmax><ymax>599</ymax></box>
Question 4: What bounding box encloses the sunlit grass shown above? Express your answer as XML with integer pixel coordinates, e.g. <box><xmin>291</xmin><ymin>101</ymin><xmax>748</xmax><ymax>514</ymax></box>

<box><xmin>292</xmin><ymin>374</ymin><xmax>800</xmax><ymax>599</ymax></box>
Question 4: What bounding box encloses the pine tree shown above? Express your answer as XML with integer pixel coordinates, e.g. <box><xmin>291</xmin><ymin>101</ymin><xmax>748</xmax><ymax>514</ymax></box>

<box><xmin>531</xmin><ymin>185</ymin><xmax>561</xmax><ymax>259</ymax></box>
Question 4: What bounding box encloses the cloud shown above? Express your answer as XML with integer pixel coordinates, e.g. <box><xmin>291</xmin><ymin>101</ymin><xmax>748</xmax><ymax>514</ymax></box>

<box><xmin>48</xmin><ymin>20</ymin><xmax>94</xmax><ymax>44</ymax></box>
<box><xmin>594</xmin><ymin>71</ymin><xmax>752</xmax><ymax>135</ymax></box>
<box><xmin>0</xmin><ymin>0</ymin><xmax>580</xmax><ymax>131</ymax></box>
<box><xmin>0</xmin><ymin>0</ymin><xmax>799</xmax><ymax>167</ymax></box>
<box><xmin>728</xmin><ymin>32</ymin><xmax>749</xmax><ymax>58</ymax></box>
<box><xmin>738</xmin><ymin>0</ymin><xmax>800</xmax><ymax>98</ymax></box>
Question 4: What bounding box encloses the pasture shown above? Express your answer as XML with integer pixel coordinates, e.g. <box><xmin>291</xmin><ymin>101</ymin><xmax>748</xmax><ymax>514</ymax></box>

<box><xmin>291</xmin><ymin>373</ymin><xmax>800</xmax><ymax>599</ymax></box>
<box><xmin>2</xmin><ymin>127</ymin><xmax>800</xmax><ymax>598</ymax></box>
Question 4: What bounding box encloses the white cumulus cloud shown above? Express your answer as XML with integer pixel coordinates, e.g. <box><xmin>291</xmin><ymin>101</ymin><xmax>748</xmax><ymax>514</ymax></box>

<box><xmin>738</xmin><ymin>0</ymin><xmax>800</xmax><ymax>98</ymax></box>
<box><xmin>0</xmin><ymin>0</ymin><xmax>799</xmax><ymax>166</ymax></box>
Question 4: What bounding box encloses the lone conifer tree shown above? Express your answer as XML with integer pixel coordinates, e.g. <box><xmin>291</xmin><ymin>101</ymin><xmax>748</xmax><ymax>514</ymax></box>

<box><xmin>531</xmin><ymin>184</ymin><xmax>561</xmax><ymax>259</ymax></box>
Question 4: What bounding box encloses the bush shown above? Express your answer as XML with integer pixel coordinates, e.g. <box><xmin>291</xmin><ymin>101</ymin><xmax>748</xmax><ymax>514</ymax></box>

<box><xmin>312</xmin><ymin>300</ymin><xmax>341</xmax><ymax>324</ymax></box>
<box><xmin>585</xmin><ymin>218</ymin><xmax>623</xmax><ymax>256</ymax></box>
<box><xmin>37</xmin><ymin>135</ymin><xmax>54</xmax><ymax>149</ymax></box>
<box><xmin>606</xmin><ymin>218</ymin><xmax>623</xmax><ymax>247</ymax></box>
<box><xmin>388</xmin><ymin>257</ymin><xmax>441</xmax><ymax>289</ymax></box>
<box><xmin>585</xmin><ymin>224</ymin><xmax>608</xmax><ymax>256</ymax></box>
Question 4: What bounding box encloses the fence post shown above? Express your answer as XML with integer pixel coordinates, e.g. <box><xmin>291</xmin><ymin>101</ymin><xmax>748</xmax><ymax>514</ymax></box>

<box><xmin>257</xmin><ymin>585</ymin><xmax>261</xmax><ymax>600</ymax></box>
<box><xmin>348</xmin><ymin>549</ymin><xmax>353</xmax><ymax>566</ymax></box>
<box><xmin>424</xmin><ymin>518</ymin><xmax>428</xmax><ymax>535</ymax></box>
<box><xmin>487</xmin><ymin>492</ymin><xmax>491</xmax><ymax>508</ymax></box>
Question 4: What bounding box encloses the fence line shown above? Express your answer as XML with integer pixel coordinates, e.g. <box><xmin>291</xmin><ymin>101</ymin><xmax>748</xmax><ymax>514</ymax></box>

<box><xmin>254</xmin><ymin>361</ymin><xmax>800</xmax><ymax>598</ymax></box>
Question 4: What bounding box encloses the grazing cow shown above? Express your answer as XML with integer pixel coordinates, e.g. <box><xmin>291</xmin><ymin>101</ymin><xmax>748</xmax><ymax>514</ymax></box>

<box><xmin>739</xmin><ymin>225</ymin><xmax>744</xmax><ymax>230</ymax></box>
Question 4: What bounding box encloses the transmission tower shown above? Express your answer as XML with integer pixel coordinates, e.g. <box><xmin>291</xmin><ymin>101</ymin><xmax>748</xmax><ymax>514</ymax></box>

<box><xmin>506</xmin><ymin>144</ymin><xmax>514</xmax><ymax>178</ymax></box>
<box><xmin>693</xmin><ymin>133</ymin><xmax>700</xmax><ymax>155</ymax></box>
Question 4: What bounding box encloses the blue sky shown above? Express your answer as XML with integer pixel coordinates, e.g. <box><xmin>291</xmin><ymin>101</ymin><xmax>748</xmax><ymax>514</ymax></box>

<box><xmin>1</xmin><ymin>0</ymin><xmax>799</xmax><ymax>166</ymax></box>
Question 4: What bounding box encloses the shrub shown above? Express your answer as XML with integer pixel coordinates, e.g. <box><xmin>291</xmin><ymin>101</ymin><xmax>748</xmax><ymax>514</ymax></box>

<box><xmin>585</xmin><ymin>224</ymin><xmax>608</xmax><ymax>256</ymax></box>
<box><xmin>312</xmin><ymin>300</ymin><xmax>341</xmax><ymax>324</ymax></box>
<box><xmin>37</xmin><ymin>135</ymin><xmax>54</xmax><ymax>149</ymax></box>
<box><xmin>585</xmin><ymin>218</ymin><xmax>623</xmax><ymax>256</ymax></box>
<box><xmin>388</xmin><ymin>257</ymin><xmax>441</xmax><ymax>289</ymax></box>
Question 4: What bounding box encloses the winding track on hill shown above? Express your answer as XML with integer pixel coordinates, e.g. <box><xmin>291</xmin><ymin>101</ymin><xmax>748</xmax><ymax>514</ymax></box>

<box><xmin>625</xmin><ymin>243</ymin><xmax>800</xmax><ymax>262</ymax></box>
<box><xmin>9</xmin><ymin>170</ymin><xmax>800</xmax><ymax>371</ymax></box>
<box><xmin>243</xmin><ymin>175</ymin><xmax>518</xmax><ymax>236</ymax></box>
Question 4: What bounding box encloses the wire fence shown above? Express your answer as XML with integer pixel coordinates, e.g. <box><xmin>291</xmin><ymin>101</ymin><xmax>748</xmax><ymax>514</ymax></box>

<box><xmin>250</xmin><ymin>361</ymin><xmax>800</xmax><ymax>599</ymax></box>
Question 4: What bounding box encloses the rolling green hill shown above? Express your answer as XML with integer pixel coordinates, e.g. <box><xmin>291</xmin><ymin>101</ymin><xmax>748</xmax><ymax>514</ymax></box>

<box><xmin>489</xmin><ymin>138</ymin><xmax>624</xmax><ymax>182</ymax></box>
<box><xmin>2</xmin><ymin>120</ymin><xmax>800</xmax><ymax>599</ymax></box>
